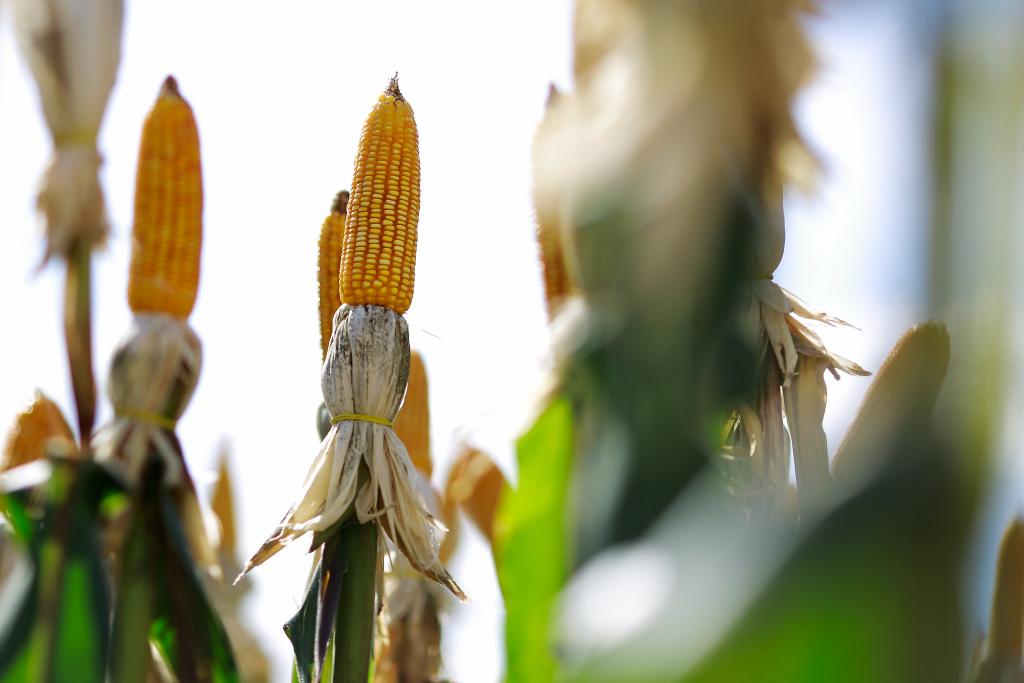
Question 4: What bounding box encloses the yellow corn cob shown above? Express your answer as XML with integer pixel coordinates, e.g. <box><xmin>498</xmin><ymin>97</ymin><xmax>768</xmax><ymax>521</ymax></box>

<box><xmin>2</xmin><ymin>391</ymin><xmax>75</xmax><ymax>470</ymax></box>
<box><xmin>533</xmin><ymin>85</ymin><xmax>573</xmax><ymax>320</ymax></box>
<box><xmin>127</xmin><ymin>76</ymin><xmax>203</xmax><ymax>319</ymax></box>
<box><xmin>393</xmin><ymin>350</ymin><xmax>432</xmax><ymax>478</ymax></box>
<box><xmin>340</xmin><ymin>76</ymin><xmax>420</xmax><ymax>315</ymax></box>
<box><xmin>318</xmin><ymin>190</ymin><xmax>349</xmax><ymax>358</ymax></box>
<box><xmin>444</xmin><ymin>446</ymin><xmax>507</xmax><ymax>543</ymax></box>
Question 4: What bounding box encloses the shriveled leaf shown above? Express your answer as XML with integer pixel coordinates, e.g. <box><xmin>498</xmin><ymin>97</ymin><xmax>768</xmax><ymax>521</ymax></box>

<box><xmin>782</xmin><ymin>356</ymin><xmax>831</xmax><ymax>516</ymax></box>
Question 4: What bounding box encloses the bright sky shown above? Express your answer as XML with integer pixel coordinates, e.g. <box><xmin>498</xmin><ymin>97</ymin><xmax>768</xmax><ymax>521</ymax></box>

<box><xmin>0</xmin><ymin>1</ymin><xmax>1015</xmax><ymax>681</ymax></box>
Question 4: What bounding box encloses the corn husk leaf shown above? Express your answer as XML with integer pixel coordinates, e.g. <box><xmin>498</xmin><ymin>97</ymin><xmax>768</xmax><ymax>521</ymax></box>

<box><xmin>374</xmin><ymin>559</ymin><xmax>445</xmax><ymax>683</ymax></box>
<box><xmin>11</xmin><ymin>0</ymin><xmax>123</xmax><ymax>260</ymax></box>
<box><xmin>782</xmin><ymin>356</ymin><xmax>831</xmax><ymax>516</ymax></box>
<box><xmin>242</xmin><ymin>305</ymin><xmax>463</xmax><ymax>599</ymax></box>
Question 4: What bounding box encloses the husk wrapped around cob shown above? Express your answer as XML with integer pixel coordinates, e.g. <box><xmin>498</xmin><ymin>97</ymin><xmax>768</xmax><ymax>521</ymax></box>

<box><xmin>91</xmin><ymin>76</ymin><xmax>216</xmax><ymax>574</ymax></box>
<box><xmin>10</xmin><ymin>0</ymin><xmax>123</xmax><ymax>262</ymax></box>
<box><xmin>241</xmin><ymin>77</ymin><xmax>462</xmax><ymax>602</ymax></box>
<box><xmin>242</xmin><ymin>305</ymin><xmax>462</xmax><ymax>598</ymax></box>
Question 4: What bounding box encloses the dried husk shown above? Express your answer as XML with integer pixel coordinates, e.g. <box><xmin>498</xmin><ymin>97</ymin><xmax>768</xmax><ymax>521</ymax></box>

<box><xmin>374</xmin><ymin>555</ymin><xmax>446</xmax><ymax>683</ymax></box>
<box><xmin>93</xmin><ymin>314</ymin><xmax>200</xmax><ymax>487</ymax></box>
<box><xmin>242</xmin><ymin>305</ymin><xmax>463</xmax><ymax>599</ymax></box>
<box><xmin>92</xmin><ymin>313</ymin><xmax>218</xmax><ymax>575</ymax></box>
<box><xmin>11</xmin><ymin>0</ymin><xmax>123</xmax><ymax>260</ymax></box>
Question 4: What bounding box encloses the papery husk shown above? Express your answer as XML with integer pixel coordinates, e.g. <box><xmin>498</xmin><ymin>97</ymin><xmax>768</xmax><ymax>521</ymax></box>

<box><xmin>782</xmin><ymin>355</ymin><xmax>831</xmax><ymax>515</ymax></box>
<box><xmin>242</xmin><ymin>305</ymin><xmax>463</xmax><ymax>599</ymax></box>
<box><xmin>93</xmin><ymin>314</ymin><xmax>200</xmax><ymax>487</ymax></box>
<box><xmin>745</xmin><ymin>280</ymin><xmax>868</xmax><ymax>386</ymax></box>
<box><xmin>374</xmin><ymin>555</ymin><xmax>447</xmax><ymax>683</ymax></box>
<box><xmin>92</xmin><ymin>313</ymin><xmax>218</xmax><ymax>575</ymax></box>
<box><xmin>11</xmin><ymin>0</ymin><xmax>123</xmax><ymax>261</ymax></box>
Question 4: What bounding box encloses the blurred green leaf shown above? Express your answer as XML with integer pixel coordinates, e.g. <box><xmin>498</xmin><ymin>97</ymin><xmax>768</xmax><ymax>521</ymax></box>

<box><xmin>112</xmin><ymin>457</ymin><xmax>238</xmax><ymax>683</ymax></box>
<box><xmin>0</xmin><ymin>460</ymin><xmax>115</xmax><ymax>683</ymax></box>
<box><xmin>496</xmin><ymin>397</ymin><xmax>574</xmax><ymax>683</ymax></box>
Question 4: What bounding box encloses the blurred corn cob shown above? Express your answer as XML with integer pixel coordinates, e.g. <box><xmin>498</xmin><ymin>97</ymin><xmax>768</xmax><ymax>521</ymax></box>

<box><xmin>831</xmin><ymin>323</ymin><xmax>951</xmax><ymax>484</ymax></box>
<box><xmin>93</xmin><ymin>76</ymin><xmax>216</xmax><ymax>572</ymax></box>
<box><xmin>205</xmin><ymin>451</ymin><xmax>270</xmax><ymax>683</ymax></box>
<box><xmin>318</xmin><ymin>190</ymin><xmax>350</xmax><ymax>359</ymax></box>
<box><xmin>10</xmin><ymin>0</ymin><xmax>123</xmax><ymax>261</ymax></box>
<box><xmin>2</xmin><ymin>391</ymin><xmax>76</xmax><ymax>470</ymax></box>
<box><xmin>340</xmin><ymin>75</ymin><xmax>420</xmax><ymax>315</ymax></box>
<box><xmin>444</xmin><ymin>445</ymin><xmax>508</xmax><ymax>547</ymax></box>
<box><xmin>394</xmin><ymin>351</ymin><xmax>433</xmax><ymax>478</ymax></box>
<box><xmin>128</xmin><ymin>76</ymin><xmax>203</xmax><ymax>320</ymax></box>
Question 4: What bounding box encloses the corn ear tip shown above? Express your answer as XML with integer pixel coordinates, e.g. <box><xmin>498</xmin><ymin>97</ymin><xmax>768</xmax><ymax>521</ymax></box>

<box><xmin>386</xmin><ymin>73</ymin><xmax>404</xmax><ymax>101</ymax></box>
<box><xmin>331</xmin><ymin>190</ymin><xmax>350</xmax><ymax>215</ymax></box>
<box><xmin>160</xmin><ymin>75</ymin><xmax>181</xmax><ymax>98</ymax></box>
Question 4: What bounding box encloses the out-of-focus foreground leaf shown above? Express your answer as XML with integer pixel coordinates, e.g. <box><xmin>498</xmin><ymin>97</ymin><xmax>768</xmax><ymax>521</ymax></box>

<box><xmin>111</xmin><ymin>461</ymin><xmax>238</xmax><ymax>683</ymax></box>
<box><xmin>495</xmin><ymin>397</ymin><xmax>574</xmax><ymax>683</ymax></box>
<box><xmin>0</xmin><ymin>460</ymin><xmax>120</xmax><ymax>683</ymax></box>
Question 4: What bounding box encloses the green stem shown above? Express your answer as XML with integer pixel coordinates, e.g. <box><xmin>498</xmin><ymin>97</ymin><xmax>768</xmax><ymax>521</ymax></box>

<box><xmin>333</xmin><ymin>522</ymin><xmax>377</xmax><ymax>683</ymax></box>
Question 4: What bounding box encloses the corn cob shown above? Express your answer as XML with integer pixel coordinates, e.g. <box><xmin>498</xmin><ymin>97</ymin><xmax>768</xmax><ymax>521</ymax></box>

<box><xmin>340</xmin><ymin>76</ymin><xmax>420</xmax><ymax>315</ymax></box>
<box><xmin>318</xmin><ymin>190</ymin><xmax>349</xmax><ymax>358</ymax></box>
<box><xmin>127</xmin><ymin>76</ymin><xmax>203</xmax><ymax>319</ymax></box>
<box><xmin>392</xmin><ymin>350</ymin><xmax>431</xmax><ymax>477</ymax></box>
<box><xmin>444</xmin><ymin>445</ymin><xmax>507</xmax><ymax>543</ymax></box>
<box><xmin>2</xmin><ymin>391</ymin><xmax>75</xmax><ymax>470</ymax></box>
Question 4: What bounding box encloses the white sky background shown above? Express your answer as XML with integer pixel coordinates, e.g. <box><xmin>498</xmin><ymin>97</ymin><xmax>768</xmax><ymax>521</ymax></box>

<box><xmin>0</xmin><ymin>1</ymin><xmax>1017</xmax><ymax>681</ymax></box>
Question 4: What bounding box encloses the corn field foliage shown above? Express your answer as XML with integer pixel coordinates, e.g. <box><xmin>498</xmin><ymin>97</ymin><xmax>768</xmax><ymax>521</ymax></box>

<box><xmin>1</xmin><ymin>1</ymin><xmax>1022</xmax><ymax>682</ymax></box>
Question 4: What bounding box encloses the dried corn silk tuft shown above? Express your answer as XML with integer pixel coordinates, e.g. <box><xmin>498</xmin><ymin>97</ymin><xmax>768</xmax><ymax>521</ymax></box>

<box><xmin>242</xmin><ymin>304</ymin><xmax>463</xmax><ymax>600</ymax></box>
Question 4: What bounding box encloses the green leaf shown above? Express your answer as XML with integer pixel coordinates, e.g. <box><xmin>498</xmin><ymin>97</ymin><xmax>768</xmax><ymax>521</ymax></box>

<box><xmin>0</xmin><ymin>460</ymin><xmax>115</xmax><ymax>683</ymax></box>
<box><xmin>495</xmin><ymin>398</ymin><xmax>574</xmax><ymax>683</ymax></box>
<box><xmin>150</xmin><ymin>490</ymin><xmax>239</xmax><ymax>683</ymax></box>
<box><xmin>285</xmin><ymin>539</ymin><xmax>345</xmax><ymax>683</ymax></box>
<box><xmin>112</xmin><ymin>454</ymin><xmax>239</xmax><ymax>683</ymax></box>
